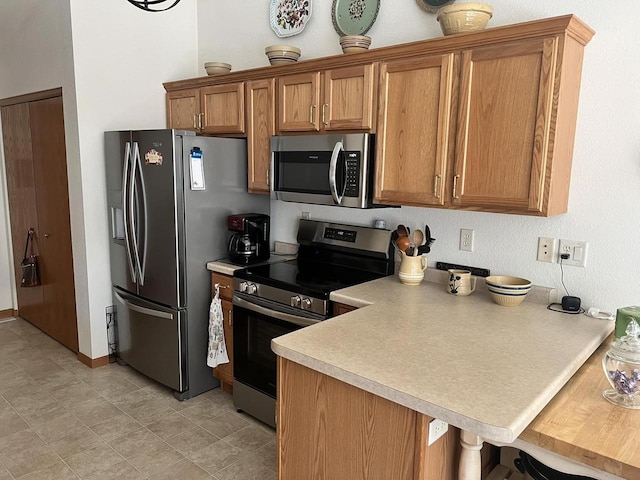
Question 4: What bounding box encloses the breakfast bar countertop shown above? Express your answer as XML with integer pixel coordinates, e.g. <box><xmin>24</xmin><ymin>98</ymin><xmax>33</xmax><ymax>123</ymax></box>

<box><xmin>271</xmin><ymin>275</ymin><xmax>613</xmax><ymax>445</ymax></box>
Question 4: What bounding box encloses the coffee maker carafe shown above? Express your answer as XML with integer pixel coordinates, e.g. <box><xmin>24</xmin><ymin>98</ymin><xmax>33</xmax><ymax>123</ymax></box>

<box><xmin>227</xmin><ymin>213</ymin><xmax>270</xmax><ymax>265</ymax></box>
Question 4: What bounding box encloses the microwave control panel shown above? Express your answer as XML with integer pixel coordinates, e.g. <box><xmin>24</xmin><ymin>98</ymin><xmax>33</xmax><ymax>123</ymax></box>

<box><xmin>345</xmin><ymin>152</ymin><xmax>360</xmax><ymax>197</ymax></box>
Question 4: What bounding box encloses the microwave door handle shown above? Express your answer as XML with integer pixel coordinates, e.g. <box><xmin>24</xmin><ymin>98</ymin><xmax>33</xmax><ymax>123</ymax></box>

<box><xmin>329</xmin><ymin>141</ymin><xmax>345</xmax><ymax>205</ymax></box>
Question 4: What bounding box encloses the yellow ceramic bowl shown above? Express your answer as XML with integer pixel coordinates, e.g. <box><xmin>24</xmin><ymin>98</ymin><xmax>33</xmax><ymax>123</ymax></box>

<box><xmin>436</xmin><ymin>2</ymin><xmax>493</xmax><ymax>36</ymax></box>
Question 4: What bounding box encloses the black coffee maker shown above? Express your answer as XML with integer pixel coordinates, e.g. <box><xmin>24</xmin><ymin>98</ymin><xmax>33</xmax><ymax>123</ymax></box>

<box><xmin>227</xmin><ymin>213</ymin><xmax>270</xmax><ymax>265</ymax></box>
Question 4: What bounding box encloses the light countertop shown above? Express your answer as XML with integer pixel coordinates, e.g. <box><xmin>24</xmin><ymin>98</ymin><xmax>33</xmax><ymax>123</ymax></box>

<box><xmin>271</xmin><ymin>274</ymin><xmax>613</xmax><ymax>444</ymax></box>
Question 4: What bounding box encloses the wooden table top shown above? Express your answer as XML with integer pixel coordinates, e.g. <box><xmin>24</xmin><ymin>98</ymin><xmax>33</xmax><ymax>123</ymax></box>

<box><xmin>520</xmin><ymin>336</ymin><xmax>640</xmax><ymax>479</ymax></box>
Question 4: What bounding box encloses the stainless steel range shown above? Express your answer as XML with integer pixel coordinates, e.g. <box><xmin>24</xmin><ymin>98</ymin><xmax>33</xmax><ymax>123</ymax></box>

<box><xmin>231</xmin><ymin>219</ymin><xmax>394</xmax><ymax>427</ymax></box>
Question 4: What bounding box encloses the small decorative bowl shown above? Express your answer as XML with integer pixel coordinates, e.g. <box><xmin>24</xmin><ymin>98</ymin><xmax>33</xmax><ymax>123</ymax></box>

<box><xmin>204</xmin><ymin>62</ymin><xmax>231</xmax><ymax>76</ymax></box>
<box><xmin>265</xmin><ymin>45</ymin><xmax>301</xmax><ymax>65</ymax></box>
<box><xmin>485</xmin><ymin>275</ymin><xmax>531</xmax><ymax>307</ymax></box>
<box><xmin>339</xmin><ymin>35</ymin><xmax>371</xmax><ymax>54</ymax></box>
<box><xmin>436</xmin><ymin>2</ymin><xmax>493</xmax><ymax>36</ymax></box>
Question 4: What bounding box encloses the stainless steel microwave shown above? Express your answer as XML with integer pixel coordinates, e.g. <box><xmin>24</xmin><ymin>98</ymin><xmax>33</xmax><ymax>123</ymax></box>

<box><xmin>271</xmin><ymin>133</ymin><xmax>377</xmax><ymax>209</ymax></box>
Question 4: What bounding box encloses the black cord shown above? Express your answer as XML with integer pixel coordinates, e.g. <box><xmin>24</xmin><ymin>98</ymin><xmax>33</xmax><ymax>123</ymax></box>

<box><xmin>559</xmin><ymin>257</ymin><xmax>570</xmax><ymax>296</ymax></box>
<box><xmin>547</xmin><ymin>303</ymin><xmax>585</xmax><ymax>315</ymax></box>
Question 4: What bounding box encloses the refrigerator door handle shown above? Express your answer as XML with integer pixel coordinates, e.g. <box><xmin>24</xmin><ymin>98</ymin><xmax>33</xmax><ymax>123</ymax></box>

<box><xmin>129</xmin><ymin>142</ymin><xmax>144</xmax><ymax>286</ymax></box>
<box><xmin>133</xmin><ymin>142</ymin><xmax>148</xmax><ymax>285</ymax></box>
<box><xmin>122</xmin><ymin>142</ymin><xmax>137</xmax><ymax>283</ymax></box>
<box><xmin>114</xmin><ymin>291</ymin><xmax>174</xmax><ymax>320</ymax></box>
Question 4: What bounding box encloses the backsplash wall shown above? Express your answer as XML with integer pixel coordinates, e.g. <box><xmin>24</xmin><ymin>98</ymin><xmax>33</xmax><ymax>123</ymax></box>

<box><xmin>200</xmin><ymin>0</ymin><xmax>640</xmax><ymax>313</ymax></box>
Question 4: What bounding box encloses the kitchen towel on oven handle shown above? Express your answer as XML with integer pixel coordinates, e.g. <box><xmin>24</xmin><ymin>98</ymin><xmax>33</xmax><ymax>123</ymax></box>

<box><xmin>207</xmin><ymin>284</ymin><xmax>229</xmax><ymax>368</ymax></box>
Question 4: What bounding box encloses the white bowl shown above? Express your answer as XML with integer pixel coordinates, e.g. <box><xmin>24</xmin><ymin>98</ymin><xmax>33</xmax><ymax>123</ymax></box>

<box><xmin>204</xmin><ymin>62</ymin><xmax>231</xmax><ymax>76</ymax></box>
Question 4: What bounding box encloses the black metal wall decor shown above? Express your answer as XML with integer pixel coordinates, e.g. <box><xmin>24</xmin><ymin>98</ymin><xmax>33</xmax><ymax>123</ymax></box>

<box><xmin>126</xmin><ymin>0</ymin><xmax>182</xmax><ymax>12</ymax></box>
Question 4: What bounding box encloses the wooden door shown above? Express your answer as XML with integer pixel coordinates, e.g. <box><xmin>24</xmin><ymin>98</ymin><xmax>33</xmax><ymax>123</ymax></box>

<box><xmin>29</xmin><ymin>96</ymin><xmax>78</xmax><ymax>352</ymax></box>
<box><xmin>323</xmin><ymin>64</ymin><xmax>376</xmax><ymax>131</ymax></box>
<box><xmin>246</xmin><ymin>79</ymin><xmax>275</xmax><ymax>194</ymax></box>
<box><xmin>277</xmin><ymin>72</ymin><xmax>321</xmax><ymax>132</ymax></box>
<box><xmin>375</xmin><ymin>54</ymin><xmax>456</xmax><ymax>207</ymax></box>
<box><xmin>201</xmin><ymin>83</ymin><xmax>245</xmax><ymax>134</ymax></box>
<box><xmin>1</xmin><ymin>90</ymin><xmax>77</xmax><ymax>352</ymax></box>
<box><xmin>1</xmin><ymin>103</ymin><xmax>46</xmax><ymax>330</ymax></box>
<box><xmin>453</xmin><ymin>37</ymin><xmax>558</xmax><ymax>214</ymax></box>
<box><xmin>166</xmin><ymin>89</ymin><xmax>200</xmax><ymax>131</ymax></box>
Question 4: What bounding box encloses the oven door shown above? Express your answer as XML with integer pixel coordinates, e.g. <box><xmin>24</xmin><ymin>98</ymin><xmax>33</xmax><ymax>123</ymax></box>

<box><xmin>233</xmin><ymin>294</ymin><xmax>324</xmax><ymax>398</ymax></box>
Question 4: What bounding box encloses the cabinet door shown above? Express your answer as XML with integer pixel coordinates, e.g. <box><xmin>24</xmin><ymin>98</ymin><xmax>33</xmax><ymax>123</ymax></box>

<box><xmin>213</xmin><ymin>299</ymin><xmax>234</xmax><ymax>392</ymax></box>
<box><xmin>375</xmin><ymin>54</ymin><xmax>455</xmax><ymax>206</ymax></box>
<box><xmin>166</xmin><ymin>89</ymin><xmax>200</xmax><ymax>131</ymax></box>
<box><xmin>201</xmin><ymin>83</ymin><xmax>245</xmax><ymax>134</ymax></box>
<box><xmin>323</xmin><ymin>64</ymin><xmax>376</xmax><ymax>131</ymax></box>
<box><xmin>246</xmin><ymin>79</ymin><xmax>275</xmax><ymax>194</ymax></box>
<box><xmin>277</xmin><ymin>72</ymin><xmax>321</xmax><ymax>132</ymax></box>
<box><xmin>453</xmin><ymin>37</ymin><xmax>558</xmax><ymax>214</ymax></box>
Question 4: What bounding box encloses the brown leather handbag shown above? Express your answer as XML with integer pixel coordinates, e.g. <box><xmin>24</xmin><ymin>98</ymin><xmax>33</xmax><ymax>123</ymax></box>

<box><xmin>20</xmin><ymin>228</ymin><xmax>40</xmax><ymax>287</ymax></box>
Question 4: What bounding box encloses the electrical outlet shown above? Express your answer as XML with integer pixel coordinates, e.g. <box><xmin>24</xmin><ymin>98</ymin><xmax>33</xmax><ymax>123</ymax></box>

<box><xmin>428</xmin><ymin>418</ymin><xmax>448</xmax><ymax>446</ymax></box>
<box><xmin>459</xmin><ymin>229</ymin><xmax>474</xmax><ymax>252</ymax></box>
<box><xmin>558</xmin><ymin>239</ymin><xmax>588</xmax><ymax>267</ymax></box>
<box><xmin>536</xmin><ymin>237</ymin><xmax>556</xmax><ymax>263</ymax></box>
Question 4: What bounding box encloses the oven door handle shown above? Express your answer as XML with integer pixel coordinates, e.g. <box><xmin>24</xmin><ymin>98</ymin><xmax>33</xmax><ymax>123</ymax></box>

<box><xmin>233</xmin><ymin>296</ymin><xmax>321</xmax><ymax>328</ymax></box>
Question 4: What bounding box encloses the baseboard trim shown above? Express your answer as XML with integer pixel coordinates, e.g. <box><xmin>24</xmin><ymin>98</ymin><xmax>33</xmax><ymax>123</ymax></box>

<box><xmin>0</xmin><ymin>308</ymin><xmax>15</xmax><ymax>319</ymax></box>
<box><xmin>77</xmin><ymin>352</ymin><xmax>110</xmax><ymax>369</ymax></box>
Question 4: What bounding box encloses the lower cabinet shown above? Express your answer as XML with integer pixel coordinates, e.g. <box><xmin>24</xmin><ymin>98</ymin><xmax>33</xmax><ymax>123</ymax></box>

<box><xmin>277</xmin><ymin>358</ymin><xmax>460</xmax><ymax>480</ymax></box>
<box><xmin>211</xmin><ymin>272</ymin><xmax>234</xmax><ymax>393</ymax></box>
<box><xmin>332</xmin><ymin>302</ymin><xmax>358</xmax><ymax>316</ymax></box>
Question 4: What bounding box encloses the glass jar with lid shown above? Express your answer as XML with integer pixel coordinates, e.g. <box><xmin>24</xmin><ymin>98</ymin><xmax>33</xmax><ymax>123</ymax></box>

<box><xmin>602</xmin><ymin>319</ymin><xmax>640</xmax><ymax>408</ymax></box>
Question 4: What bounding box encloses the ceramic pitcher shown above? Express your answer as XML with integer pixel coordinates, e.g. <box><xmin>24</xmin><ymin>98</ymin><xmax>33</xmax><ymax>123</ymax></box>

<box><xmin>398</xmin><ymin>251</ymin><xmax>427</xmax><ymax>285</ymax></box>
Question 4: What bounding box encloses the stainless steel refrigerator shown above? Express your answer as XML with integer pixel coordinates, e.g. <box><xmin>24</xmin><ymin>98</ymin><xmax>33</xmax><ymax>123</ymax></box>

<box><xmin>105</xmin><ymin>129</ymin><xmax>269</xmax><ymax>400</ymax></box>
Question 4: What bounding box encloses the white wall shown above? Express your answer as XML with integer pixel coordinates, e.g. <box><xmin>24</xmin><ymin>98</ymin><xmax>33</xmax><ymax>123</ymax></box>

<box><xmin>0</xmin><ymin>0</ymin><xmax>199</xmax><ymax>358</ymax></box>
<box><xmin>199</xmin><ymin>0</ymin><xmax>640</xmax><ymax>314</ymax></box>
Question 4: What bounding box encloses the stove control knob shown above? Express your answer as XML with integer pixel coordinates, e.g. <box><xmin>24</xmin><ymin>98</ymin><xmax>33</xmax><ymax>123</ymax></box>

<box><xmin>246</xmin><ymin>283</ymin><xmax>257</xmax><ymax>295</ymax></box>
<box><xmin>239</xmin><ymin>281</ymin><xmax>249</xmax><ymax>293</ymax></box>
<box><xmin>301</xmin><ymin>298</ymin><xmax>312</xmax><ymax>310</ymax></box>
<box><xmin>290</xmin><ymin>295</ymin><xmax>301</xmax><ymax>307</ymax></box>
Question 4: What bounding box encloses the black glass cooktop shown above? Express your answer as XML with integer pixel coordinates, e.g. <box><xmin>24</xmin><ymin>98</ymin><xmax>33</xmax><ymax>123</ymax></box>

<box><xmin>234</xmin><ymin>259</ymin><xmax>386</xmax><ymax>299</ymax></box>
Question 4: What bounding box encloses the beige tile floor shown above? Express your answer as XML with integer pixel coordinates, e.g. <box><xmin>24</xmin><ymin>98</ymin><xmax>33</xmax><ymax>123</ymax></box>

<box><xmin>0</xmin><ymin>318</ymin><xmax>276</xmax><ymax>480</ymax></box>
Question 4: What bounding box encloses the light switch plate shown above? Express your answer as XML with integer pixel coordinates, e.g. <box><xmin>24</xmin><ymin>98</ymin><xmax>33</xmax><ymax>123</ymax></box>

<box><xmin>559</xmin><ymin>239</ymin><xmax>588</xmax><ymax>267</ymax></box>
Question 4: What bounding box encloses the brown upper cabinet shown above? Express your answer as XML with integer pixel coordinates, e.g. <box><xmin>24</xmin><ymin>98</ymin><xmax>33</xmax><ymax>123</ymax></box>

<box><xmin>375</xmin><ymin>54</ymin><xmax>456</xmax><ymax>207</ymax></box>
<box><xmin>246</xmin><ymin>79</ymin><xmax>276</xmax><ymax>194</ymax></box>
<box><xmin>167</xmin><ymin>83</ymin><xmax>245</xmax><ymax>135</ymax></box>
<box><xmin>452</xmin><ymin>37</ymin><xmax>560</xmax><ymax>215</ymax></box>
<box><xmin>277</xmin><ymin>64</ymin><xmax>376</xmax><ymax>133</ymax></box>
<box><xmin>164</xmin><ymin>15</ymin><xmax>593</xmax><ymax>216</ymax></box>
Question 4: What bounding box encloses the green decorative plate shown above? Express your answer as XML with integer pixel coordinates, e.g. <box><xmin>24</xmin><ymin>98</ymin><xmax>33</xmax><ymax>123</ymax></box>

<box><xmin>332</xmin><ymin>0</ymin><xmax>380</xmax><ymax>36</ymax></box>
<box><xmin>415</xmin><ymin>0</ymin><xmax>456</xmax><ymax>13</ymax></box>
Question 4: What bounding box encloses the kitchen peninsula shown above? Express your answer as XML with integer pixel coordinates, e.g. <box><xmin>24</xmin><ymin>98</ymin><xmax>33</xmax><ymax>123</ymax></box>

<box><xmin>272</xmin><ymin>276</ymin><xmax>615</xmax><ymax>479</ymax></box>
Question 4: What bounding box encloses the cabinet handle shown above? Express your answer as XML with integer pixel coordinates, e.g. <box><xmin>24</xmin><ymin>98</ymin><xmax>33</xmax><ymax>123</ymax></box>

<box><xmin>228</xmin><ymin>310</ymin><xmax>233</xmax><ymax>327</ymax></box>
<box><xmin>322</xmin><ymin>104</ymin><xmax>329</xmax><ymax>126</ymax></box>
<box><xmin>198</xmin><ymin>113</ymin><xmax>203</xmax><ymax>130</ymax></box>
<box><xmin>453</xmin><ymin>175</ymin><xmax>461</xmax><ymax>199</ymax></box>
<box><xmin>193</xmin><ymin>114</ymin><xmax>198</xmax><ymax>130</ymax></box>
<box><xmin>44</xmin><ymin>233</ymin><xmax>50</xmax><ymax>238</ymax></box>
<box><xmin>433</xmin><ymin>175</ymin><xmax>441</xmax><ymax>198</ymax></box>
<box><xmin>309</xmin><ymin>105</ymin><xmax>316</xmax><ymax>125</ymax></box>
<box><xmin>266</xmin><ymin>168</ymin><xmax>270</xmax><ymax>187</ymax></box>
